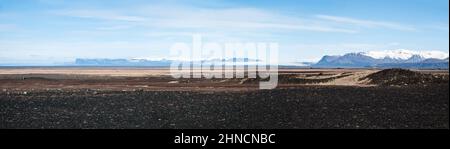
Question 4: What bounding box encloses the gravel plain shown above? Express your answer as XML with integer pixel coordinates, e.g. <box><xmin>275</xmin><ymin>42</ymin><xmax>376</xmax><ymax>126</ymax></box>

<box><xmin>1</xmin><ymin>84</ymin><xmax>448</xmax><ymax>129</ymax></box>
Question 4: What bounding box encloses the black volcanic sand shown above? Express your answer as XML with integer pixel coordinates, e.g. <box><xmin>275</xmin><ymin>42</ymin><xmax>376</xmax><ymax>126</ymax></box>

<box><xmin>1</xmin><ymin>84</ymin><xmax>448</xmax><ymax>129</ymax></box>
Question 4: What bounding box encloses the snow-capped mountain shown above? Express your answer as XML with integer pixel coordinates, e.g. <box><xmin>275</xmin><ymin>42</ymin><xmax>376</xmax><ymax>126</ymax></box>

<box><xmin>313</xmin><ymin>50</ymin><xmax>449</xmax><ymax>69</ymax></box>
<box><xmin>360</xmin><ymin>49</ymin><xmax>449</xmax><ymax>60</ymax></box>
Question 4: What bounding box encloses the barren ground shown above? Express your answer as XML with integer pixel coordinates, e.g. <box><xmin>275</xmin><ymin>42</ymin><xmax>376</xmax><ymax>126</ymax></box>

<box><xmin>0</xmin><ymin>67</ymin><xmax>448</xmax><ymax>129</ymax></box>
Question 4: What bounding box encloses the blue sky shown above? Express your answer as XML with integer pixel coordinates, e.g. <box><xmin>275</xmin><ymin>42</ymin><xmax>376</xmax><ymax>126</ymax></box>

<box><xmin>0</xmin><ymin>0</ymin><xmax>448</xmax><ymax>65</ymax></box>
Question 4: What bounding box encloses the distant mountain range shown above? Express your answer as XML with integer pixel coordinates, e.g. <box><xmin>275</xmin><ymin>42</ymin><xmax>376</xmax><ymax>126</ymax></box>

<box><xmin>75</xmin><ymin>58</ymin><xmax>172</xmax><ymax>66</ymax></box>
<box><xmin>74</xmin><ymin>58</ymin><xmax>260</xmax><ymax>66</ymax></box>
<box><xmin>71</xmin><ymin>50</ymin><xmax>449</xmax><ymax>69</ymax></box>
<box><xmin>313</xmin><ymin>50</ymin><xmax>449</xmax><ymax>69</ymax></box>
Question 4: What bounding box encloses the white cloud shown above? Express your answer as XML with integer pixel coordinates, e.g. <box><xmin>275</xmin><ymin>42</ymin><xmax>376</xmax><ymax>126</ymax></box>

<box><xmin>139</xmin><ymin>6</ymin><xmax>358</xmax><ymax>33</ymax></box>
<box><xmin>51</xmin><ymin>5</ymin><xmax>358</xmax><ymax>33</ymax></box>
<box><xmin>291</xmin><ymin>43</ymin><xmax>386</xmax><ymax>52</ymax></box>
<box><xmin>96</xmin><ymin>25</ymin><xmax>134</xmax><ymax>30</ymax></box>
<box><xmin>53</xmin><ymin>10</ymin><xmax>147</xmax><ymax>22</ymax></box>
<box><xmin>316</xmin><ymin>15</ymin><xmax>417</xmax><ymax>31</ymax></box>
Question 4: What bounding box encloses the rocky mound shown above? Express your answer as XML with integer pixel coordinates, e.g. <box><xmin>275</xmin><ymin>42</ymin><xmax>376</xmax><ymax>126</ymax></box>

<box><xmin>363</xmin><ymin>69</ymin><xmax>448</xmax><ymax>86</ymax></box>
